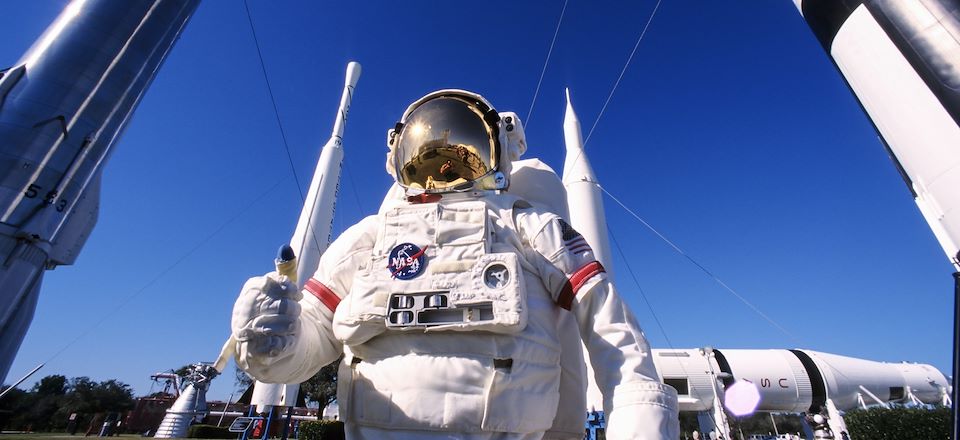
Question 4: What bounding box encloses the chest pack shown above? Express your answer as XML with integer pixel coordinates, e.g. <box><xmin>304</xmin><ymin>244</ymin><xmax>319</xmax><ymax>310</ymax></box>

<box><xmin>368</xmin><ymin>198</ymin><xmax>527</xmax><ymax>334</ymax></box>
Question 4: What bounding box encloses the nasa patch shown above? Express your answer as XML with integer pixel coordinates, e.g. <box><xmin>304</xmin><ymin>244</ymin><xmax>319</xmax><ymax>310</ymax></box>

<box><xmin>388</xmin><ymin>243</ymin><xmax>428</xmax><ymax>280</ymax></box>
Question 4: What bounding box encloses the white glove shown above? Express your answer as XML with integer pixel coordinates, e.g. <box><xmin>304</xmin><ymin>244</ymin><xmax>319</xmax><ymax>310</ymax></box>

<box><xmin>231</xmin><ymin>272</ymin><xmax>302</xmax><ymax>371</ymax></box>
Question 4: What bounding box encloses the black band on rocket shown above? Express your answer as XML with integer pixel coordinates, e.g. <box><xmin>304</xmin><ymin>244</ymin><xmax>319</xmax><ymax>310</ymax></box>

<box><xmin>799</xmin><ymin>0</ymin><xmax>865</xmax><ymax>51</ymax></box>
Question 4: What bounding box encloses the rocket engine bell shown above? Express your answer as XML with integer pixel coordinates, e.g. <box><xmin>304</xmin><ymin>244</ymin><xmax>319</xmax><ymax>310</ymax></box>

<box><xmin>0</xmin><ymin>0</ymin><xmax>200</xmax><ymax>383</ymax></box>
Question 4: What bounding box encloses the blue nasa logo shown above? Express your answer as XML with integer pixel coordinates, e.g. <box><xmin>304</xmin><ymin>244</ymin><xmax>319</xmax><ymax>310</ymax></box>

<box><xmin>388</xmin><ymin>243</ymin><xmax>427</xmax><ymax>280</ymax></box>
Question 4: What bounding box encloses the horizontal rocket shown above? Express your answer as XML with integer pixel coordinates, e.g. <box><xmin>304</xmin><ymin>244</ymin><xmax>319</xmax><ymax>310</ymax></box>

<box><xmin>655</xmin><ymin>347</ymin><xmax>947</xmax><ymax>439</ymax></box>
<box><xmin>0</xmin><ymin>0</ymin><xmax>200</xmax><ymax>384</ymax></box>
<box><xmin>654</xmin><ymin>347</ymin><xmax>948</xmax><ymax>413</ymax></box>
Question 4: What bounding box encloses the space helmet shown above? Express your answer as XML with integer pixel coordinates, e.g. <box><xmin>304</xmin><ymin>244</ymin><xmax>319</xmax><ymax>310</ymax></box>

<box><xmin>386</xmin><ymin>90</ymin><xmax>526</xmax><ymax>194</ymax></box>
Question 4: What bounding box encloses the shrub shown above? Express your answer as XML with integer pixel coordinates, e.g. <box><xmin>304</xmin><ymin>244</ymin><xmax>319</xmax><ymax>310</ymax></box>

<box><xmin>844</xmin><ymin>406</ymin><xmax>949</xmax><ymax>440</ymax></box>
<box><xmin>188</xmin><ymin>423</ymin><xmax>235</xmax><ymax>439</ymax></box>
<box><xmin>298</xmin><ymin>419</ymin><xmax>344</xmax><ymax>440</ymax></box>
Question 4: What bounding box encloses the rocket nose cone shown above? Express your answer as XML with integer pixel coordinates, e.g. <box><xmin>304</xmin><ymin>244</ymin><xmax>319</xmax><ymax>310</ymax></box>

<box><xmin>345</xmin><ymin>61</ymin><xmax>362</xmax><ymax>87</ymax></box>
<box><xmin>563</xmin><ymin>89</ymin><xmax>583</xmax><ymax>155</ymax></box>
<box><xmin>564</xmin><ymin>88</ymin><xmax>578</xmax><ymax>123</ymax></box>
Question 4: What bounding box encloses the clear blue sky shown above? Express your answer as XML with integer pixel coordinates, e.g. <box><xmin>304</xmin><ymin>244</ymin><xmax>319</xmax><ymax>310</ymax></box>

<box><xmin>2</xmin><ymin>1</ymin><xmax>952</xmax><ymax>402</ymax></box>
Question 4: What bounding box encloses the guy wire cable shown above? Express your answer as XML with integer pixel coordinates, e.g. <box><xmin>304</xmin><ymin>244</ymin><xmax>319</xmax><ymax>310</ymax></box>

<box><xmin>38</xmin><ymin>176</ymin><xmax>292</xmax><ymax>367</ymax></box>
<box><xmin>608</xmin><ymin>224</ymin><xmax>723</xmax><ymax>429</ymax></box>
<box><xmin>583</xmin><ymin>0</ymin><xmax>663</xmax><ymax>148</ymax></box>
<box><xmin>608</xmin><ymin>225</ymin><xmax>677</xmax><ymax>350</ymax></box>
<box><xmin>342</xmin><ymin>160</ymin><xmax>367</xmax><ymax>216</ymax></box>
<box><xmin>243</xmin><ymin>0</ymin><xmax>325</xmax><ymax>256</ymax></box>
<box><xmin>525</xmin><ymin>0</ymin><xmax>569</xmax><ymax>128</ymax></box>
<box><xmin>565</xmin><ymin>0</ymin><xmax>664</xmax><ymax>184</ymax></box>
<box><xmin>572</xmin><ymin>0</ymin><xmax>854</xmax><ymax>384</ymax></box>
<box><xmin>599</xmin><ymin>184</ymin><xmax>802</xmax><ymax>346</ymax></box>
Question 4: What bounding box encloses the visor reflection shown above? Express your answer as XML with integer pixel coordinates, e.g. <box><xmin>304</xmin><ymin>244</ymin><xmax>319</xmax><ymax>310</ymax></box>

<box><xmin>395</xmin><ymin>96</ymin><xmax>495</xmax><ymax>191</ymax></box>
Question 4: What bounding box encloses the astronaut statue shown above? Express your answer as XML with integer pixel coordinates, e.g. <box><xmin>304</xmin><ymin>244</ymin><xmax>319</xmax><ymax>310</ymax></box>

<box><xmin>231</xmin><ymin>90</ymin><xmax>679</xmax><ymax>439</ymax></box>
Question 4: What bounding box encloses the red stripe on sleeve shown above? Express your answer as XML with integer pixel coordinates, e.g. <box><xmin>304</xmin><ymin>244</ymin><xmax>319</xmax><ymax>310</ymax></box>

<box><xmin>304</xmin><ymin>278</ymin><xmax>341</xmax><ymax>313</ymax></box>
<box><xmin>557</xmin><ymin>261</ymin><xmax>606</xmax><ymax>310</ymax></box>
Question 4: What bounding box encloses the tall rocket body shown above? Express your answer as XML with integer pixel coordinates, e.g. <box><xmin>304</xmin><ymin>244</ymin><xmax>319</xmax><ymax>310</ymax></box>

<box><xmin>289</xmin><ymin>62</ymin><xmax>361</xmax><ymax>285</ymax></box>
<box><xmin>0</xmin><ymin>0</ymin><xmax>199</xmax><ymax>383</ymax></box>
<box><xmin>561</xmin><ymin>90</ymin><xmax>615</xmax><ymax>412</ymax></box>
<box><xmin>793</xmin><ymin>2</ymin><xmax>960</xmax><ymax>435</ymax></box>
<box><xmin>562</xmin><ymin>89</ymin><xmax>615</xmax><ymax>278</ymax></box>
<box><xmin>793</xmin><ymin>0</ymin><xmax>960</xmax><ymax>271</ymax></box>
<box><xmin>250</xmin><ymin>62</ymin><xmax>361</xmax><ymax>412</ymax></box>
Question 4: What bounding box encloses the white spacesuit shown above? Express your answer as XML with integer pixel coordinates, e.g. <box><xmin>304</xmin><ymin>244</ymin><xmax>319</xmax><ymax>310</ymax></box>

<box><xmin>232</xmin><ymin>90</ymin><xmax>679</xmax><ymax>439</ymax></box>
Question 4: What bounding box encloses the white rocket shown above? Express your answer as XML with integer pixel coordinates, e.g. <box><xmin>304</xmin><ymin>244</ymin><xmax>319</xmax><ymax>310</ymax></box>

<box><xmin>792</xmin><ymin>1</ymin><xmax>960</xmax><ymax>436</ymax></box>
<box><xmin>792</xmin><ymin>0</ymin><xmax>960</xmax><ymax>271</ymax></box>
<box><xmin>560</xmin><ymin>91</ymin><xmax>949</xmax><ymax>437</ymax></box>
<box><xmin>561</xmin><ymin>90</ymin><xmax>614</xmax><ymax>413</ymax></box>
<box><xmin>0</xmin><ymin>0</ymin><xmax>200</xmax><ymax>384</ymax></box>
<box><xmin>248</xmin><ymin>62</ymin><xmax>361</xmax><ymax>413</ymax></box>
<box><xmin>562</xmin><ymin>89</ymin><xmax>615</xmax><ymax>278</ymax></box>
<box><xmin>289</xmin><ymin>61</ymin><xmax>362</xmax><ymax>286</ymax></box>
<box><xmin>655</xmin><ymin>347</ymin><xmax>948</xmax><ymax>438</ymax></box>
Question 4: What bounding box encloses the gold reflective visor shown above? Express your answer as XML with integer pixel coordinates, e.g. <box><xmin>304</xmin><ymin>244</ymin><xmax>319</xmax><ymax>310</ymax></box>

<box><xmin>394</xmin><ymin>96</ymin><xmax>497</xmax><ymax>191</ymax></box>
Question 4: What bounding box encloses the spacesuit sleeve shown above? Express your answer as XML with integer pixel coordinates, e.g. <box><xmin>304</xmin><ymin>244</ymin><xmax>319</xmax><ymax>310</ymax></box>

<box><xmin>520</xmin><ymin>211</ymin><xmax>680</xmax><ymax>440</ymax></box>
<box><xmin>247</xmin><ymin>215</ymin><xmax>380</xmax><ymax>384</ymax></box>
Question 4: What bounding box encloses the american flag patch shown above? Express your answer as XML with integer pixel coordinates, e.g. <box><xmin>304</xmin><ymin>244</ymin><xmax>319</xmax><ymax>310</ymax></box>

<box><xmin>559</xmin><ymin>219</ymin><xmax>592</xmax><ymax>254</ymax></box>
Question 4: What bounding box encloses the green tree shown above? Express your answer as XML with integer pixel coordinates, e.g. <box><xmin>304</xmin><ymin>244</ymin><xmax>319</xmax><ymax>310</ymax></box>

<box><xmin>32</xmin><ymin>375</ymin><xmax>67</xmax><ymax>396</ymax></box>
<box><xmin>58</xmin><ymin>377</ymin><xmax>98</xmax><ymax>415</ymax></box>
<box><xmin>92</xmin><ymin>380</ymin><xmax>134</xmax><ymax>413</ymax></box>
<box><xmin>55</xmin><ymin>377</ymin><xmax>134</xmax><ymax>432</ymax></box>
<box><xmin>0</xmin><ymin>375</ymin><xmax>133</xmax><ymax>432</ymax></box>
<box><xmin>845</xmin><ymin>406</ymin><xmax>949</xmax><ymax>440</ymax></box>
<box><xmin>0</xmin><ymin>385</ymin><xmax>29</xmax><ymax>430</ymax></box>
<box><xmin>20</xmin><ymin>375</ymin><xmax>69</xmax><ymax>430</ymax></box>
<box><xmin>300</xmin><ymin>358</ymin><xmax>341</xmax><ymax>417</ymax></box>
